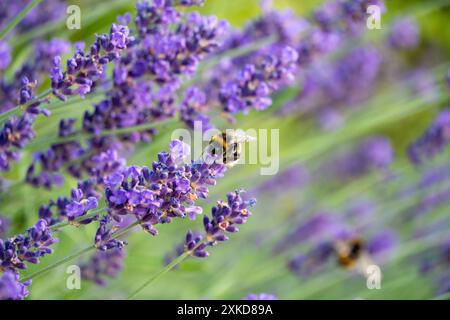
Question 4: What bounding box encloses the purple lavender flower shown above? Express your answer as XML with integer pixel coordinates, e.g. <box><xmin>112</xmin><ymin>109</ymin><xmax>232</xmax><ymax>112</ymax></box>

<box><xmin>180</xmin><ymin>87</ymin><xmax>213</xmax><ymax>131</ymax></box>
<box><xmin>80</xmin><ymin>248</ymin><xmax>125</xmax><ymax>286</ymax></box>
<box><xmin>203</xmin><ymin>190</ymin><xmax>256</xmax><ymax>245</ymax></box>
<box><xmin>245</xmin><ymin>293</ymin><xmax>278</xmax><ymax>300</ymax></box>
<box><xmin>437</xmin><ymin>274</ymin><xmax>450</xmax><ymax>296</ymax></box>
<box><xmin>408</xmin><ymin>187</ymin><xmax>450</xmax><ymax>218</ymax></box>
<box><xmin>136</xmin><ymin>13</ymin><xmax>228</xmax><ymax>86</ymax></box>
<box><xmin>0</xmin><ymin>216</ymin><xmax>10</xmax><ymax>238</ymax></box>
<box><xmin>408</xmin><ymin>109</ymin><xmax>450</xmax><ymax>165</ymax></box>
<box><xmin>66</xmin><ymin>188</ymin><xmax>99</xmax><ymax>223</ymax></box>
<box><xmin>166</xmin><ymin>189</ymin><xmax>255</xmax><ymax>262</ymax></box>
<box><xmin>26</xmin><ymin>118</ymin><xmax>85</xmax><ymax>188</ymax></box>
<box><xmin>280</xmin><ymin>46</ymin><xmax>382</xmax><ymax>117</ymax></box>
<box><xmin>26</xmin><ymin>1</ymin><xmax>229</xmax><ymax>189</ymax></box>
<box><xmin>367</xmin><ymin>230</ymin><xmax>398</xmax><ymax>263</ymax></box>
<box><xmin>275</xmin><ymin>213</ymin><xmax>348</xmax><ymax>253</ymax></box>
<box><xmin>1</xmin><ymin>38</ymin><xmax>70</xmax><ymax>113</ymax></box>
<box><xmin>0</xmin><ymin>219</ymin><xmax>57</xmax><ymax>271</ymax></box>
<box><xmin>321</xmin><ymin>136</ymin><xmax>393</xmax><ymax>180</ymax></box>
<box><xmin>167</xmin><ymin>0</ymin><xmax>206</xmax><ymax>6</ymax></box>
<box><xmin>165</xmin><ymin>230</ymin><xmax>209</xmax><ymax>264</ymax></box>
<box><xmin>251</xmin><ymin>165</ymin><xmax>309</xmax><ymax>196</ymax></box>
<box><xmin>51</xmin><ymin>24</ymin><xmax>132</xmax><ymax>101</ymax></box>
<box><xmin>12</xmin><ymin>0</ymin><xmax>66</xmax><ymax>33</ymax></box>
<box><xmin>84</xmin><ymin>149</ymin><xmax>127</xmax><ymax>186</ymax></box>
<box><xmin>406</xmin><ymin>69</ymin><xmax>439</xmax><ymax>103</ymax></box>
<box><xmin>19</xmin><ymin>77</ymin><xmax>50</xmax><ymax>116</ymax></box>
<box><xmin>288</xmin><ymin>242</ymin><xmax>335</xmax><ymax>277</ymax></box>
<box><xmin>37</xmin><ymin>179</ymin><xmax>103</xmax><ymax>226</ymax></box>
<box><xmin>389</xmin><ymin>17</ymin><xmax>419</xmax><ymax>50</ymax></box>
<box><xmin>316</xmin><ymin>107</ymin><xmax>344</xmax><ymax>131</ymax></box>
<box><xmin>104</xmin><ymin>140</ymin><xmax>226</xmax><ymax>236</ymax></box>
<box><xmin>219</xmin><ymin>46</ymin><xmax>298</xmax><ymax>114</ymax></box>
<box><xmin>0</xmin><ymin>41</ymin><xmax>11</xmax><ymax>70</ymax></box>
<box><xmin>95</xmin><ymin>214</ymin><xmax>127</xmax><ymax>251</ymax></box>
<box><xmin>0</xmin><ymin>114</ymin><xmax>34</xmax><ymax>172</ymax></box>
<box><xmin>0</xmin><ymin>270</ymin><xmax>30</xmax><ymax>300</ymax></box>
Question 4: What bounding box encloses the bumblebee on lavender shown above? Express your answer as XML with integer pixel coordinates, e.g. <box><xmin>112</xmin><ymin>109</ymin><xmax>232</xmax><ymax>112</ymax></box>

<box><xmin>204</xmin><ymin>131</ymin><xmax>255</xmax><ymax>168</ymax></box>
<box><xmin>334</xmin><ymin>237</ymin><xmax>373</xmax><ymax>271</ymax></box>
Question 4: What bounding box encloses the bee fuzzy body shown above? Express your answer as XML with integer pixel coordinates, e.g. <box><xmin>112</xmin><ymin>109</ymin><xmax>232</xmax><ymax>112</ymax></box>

<box><xmin>334</xmin><ymin>238</ymin><xmax>373</xmax><ymax>272</ymax></box>
<box><xmin>206</xmin><ymin>131</ymin><xmax>251</xmax><ymax>168</ymax></box>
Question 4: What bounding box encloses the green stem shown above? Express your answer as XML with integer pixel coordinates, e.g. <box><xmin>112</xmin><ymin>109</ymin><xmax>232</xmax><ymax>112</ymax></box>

<box><xmin>0</xmin><ymin>0</ymin><xmax>43</xmax><ymax>41</ymax></box>
<box><xmin>0</xmin><ymin>89</ymin><xmax>52</xmax><ymax>124</ymax></box>
<box><xmin>28</xmin><ymin>118</ymin><xmax>176</xmax><ymax>150</ymax></box>
<box><xmin>127</xmin><ymin>243</ymin><xmax>204</xmax><ymax>300</ymax></box>
<box><xmin>21</xmin><ymin>221</ymin><xmax>140</xmax><ymax>282</ymax></box>
<box><xmin>21</xmin><ymin>245</ymin><xmax>95</xmax><ymax>282</ymax></box>
<box><xmin>50</xmin><ymin>207</ymin><xmax>106</xmax><ymax>231</ymax></box>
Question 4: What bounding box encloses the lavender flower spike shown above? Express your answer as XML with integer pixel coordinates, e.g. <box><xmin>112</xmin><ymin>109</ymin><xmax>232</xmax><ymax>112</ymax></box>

<box><xmin>104</xmin><ymin>140</ymin><xmax>226</xmax><ymax>236</ymax></box>
<box><xmin>203</xmin><ymin>190</ymin><xmax>256</xmax><ymax>246</ymax></box>
<box><xmin>95</xmin><ymin>214</ymin><xmax>127</xmax><ymax>251</ymax></box>
<box><xmin>51</xmin><ymin>24</ymin><xmax>133</xmax><ymax>101</ymax></box>
<box><xmin>408</xmin><ymin>109</ymin><xmax>450</xmax><ymax>164</ymax></box>
<box><xmin>389</xmin><ymin>17</ymin><xmax>419</xmax><ymax>50</ymax></box>
<box><xmin>0</xmin><ymin>115</ymin><xmax>35</xmax><ymax>172</ymax></box>
<box><xmin>0</xmin><ymin>216</ymin><xmax>10</xmax><ymax>238</ymax></box>
<box><xmin>0</xmin><ymin>270</ymin><xmax>31</xmax><ymax>300</ymax></box>
<box><xmin>0</xmin><ymin>219</ymin><xmax>58</xmax><ymax>272</ymax></box>
<box><xmin>81</xmin><ymin>248</ymin><xmax>125</xmax><ymax>286</ymax></box>
<box><xmin>219</xmin><ymin>46</ymin><xmax>298</xmax><ymax>114</ymax></box>
<box><xmin>65</xmin><ymin>188</ymin><xmax>99</xmax><ymax>224</ymax></box>
<box><xmin>0</xmin><ymin>41</ymin><xmax>11</xmax><ymax>70</ymax></box>
<box><xmin>167</xmin><ymin>189</ymin><xmax>256</xmax><ymax>263</ymax></box>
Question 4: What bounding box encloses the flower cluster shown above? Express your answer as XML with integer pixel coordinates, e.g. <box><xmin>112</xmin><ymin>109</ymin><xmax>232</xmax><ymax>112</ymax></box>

<box><xmin>203</xmin><ymin>190</ymin><xmax>256</xmax><ymax>245</ymax></box>
<box><xmin>0</xmin><ymin>38</ymin><xmax>70</xmax><ymax>174</ymax></box>
<box><xmin>80</xmin><ymin>248</ymin><xmax>125</xmax><ymax>286</ymax></box>
<box><xmin>280</xmin><ymin>46</ymin><xmax>382</xmax><ymax>118</ymax></box>
<box><xmin>95</xmin><ymin>214</ymin><xmax>127</xmax><ymax>251</ymax></box>
<box><xmin>219</xmin><ymin>46</ymin><xmax>298</xmax><ymax>114</ymax></box>
<box><xmin>50</xmin><ymin>24</ymin><xmax>132</xmax><ymax>101</ymax></box>
<box><xmin>0</xmin><ymin>219</ymin><xmax>57</xmax><ymax>272</ymax></box>
<box><xmin>0</xmin><ymin>270</ymin><xmax>30</xmax><ymax>300</ymax></box>
<box><xmin>0</xmin><ymin>41</ymin><xmax>11</xmax><ymax>71</ymax></box>
<box><xmin>408</xmin><ymin>109</ymin><xmax>450</xmax><ymax>165</ymax></box>
<box><xmin>65</xmin><ymin>188</ymin><xmax>99</xmax><ymax>223</ymax></box>
<box><xmin>0</xmin><ymin>1</ymin><xmax>65</xmax><ymax>34</ymax></box>
<box><xmin>321</xmin><ymin>136</ymin><xmax>393</xmax><ymax>181</ymax></box>
<box><xmin>165</xmin><ymin>190</ymin><xmax>256</xmax><ymax>262</ymax></box>
<box><xmin>104</xmin><ymin>140</ymin><xmax>226</xmax><ymax>235</ymax></box>
<box><xmin>389</xmin><ymin>17</ymin><xmax>419</xmax><ymax>50</ymax></box>
<box><xmin>180</xmin><ymin>87</ymin><xmax>213</xmax><ymax>131</ymax></box>
<box><xmin>27</xmin><ymin>0</ymin><xmax>227</xmax><ymax>188</ymax></box>
<box><xmin>0</xmin><ymin>115</ymin><xmax>34</xmax><ymax>172</ymax></box>
<box><xmin>37</xmin><ymin>179</ymin><xmax>101</xmax><ymax>226</ymax></box>
<box><xmin>0</xmin><ymin>216</ymin><xmax>9</xmax><ymax>238</ymax></box>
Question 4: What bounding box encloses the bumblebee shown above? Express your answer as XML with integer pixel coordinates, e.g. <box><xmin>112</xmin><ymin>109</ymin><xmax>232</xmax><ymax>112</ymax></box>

<box><xmin>334</xmin><ymin>237</ymin><xmax>373</xmax><ymax>272</ymax></box>
<box><xmin>204</xmin><ymin>131</ymin><xmax>255</xmax><ymax>168</ymax></box>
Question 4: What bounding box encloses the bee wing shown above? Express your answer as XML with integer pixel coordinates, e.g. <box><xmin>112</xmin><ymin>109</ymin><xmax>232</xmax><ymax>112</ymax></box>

<box><xmin>358</xmin><ymin>254</ymin><xmax>376</xmax><ymax>276</ymax></box>
<box><xmin>234</xmin><ymin>132</ymin><xmax>256</xmax><ymax>143</ymax></box>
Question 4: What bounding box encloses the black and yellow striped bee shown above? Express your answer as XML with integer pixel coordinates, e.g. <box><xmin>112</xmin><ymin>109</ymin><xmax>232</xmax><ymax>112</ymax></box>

<box><xmin>334</xmin><ymin>237</ymin><xmax>373</xmax><ymax>272</ymax></box>
<box><xmin>204</xmin><ymin>131</ymin><xmax>255</xmax><ymax>168</ymax></box>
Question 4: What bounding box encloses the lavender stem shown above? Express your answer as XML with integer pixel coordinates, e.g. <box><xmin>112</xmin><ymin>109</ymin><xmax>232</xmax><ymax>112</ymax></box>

<box><xmin>21</xmin><ymin>221</ymin><xmax>140</xmax><ymax>282</ymax></box>
<box><xmin>127</xmin><ymin>242</ymin><xmax>204</xmax><ymax>300</ymax></box>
